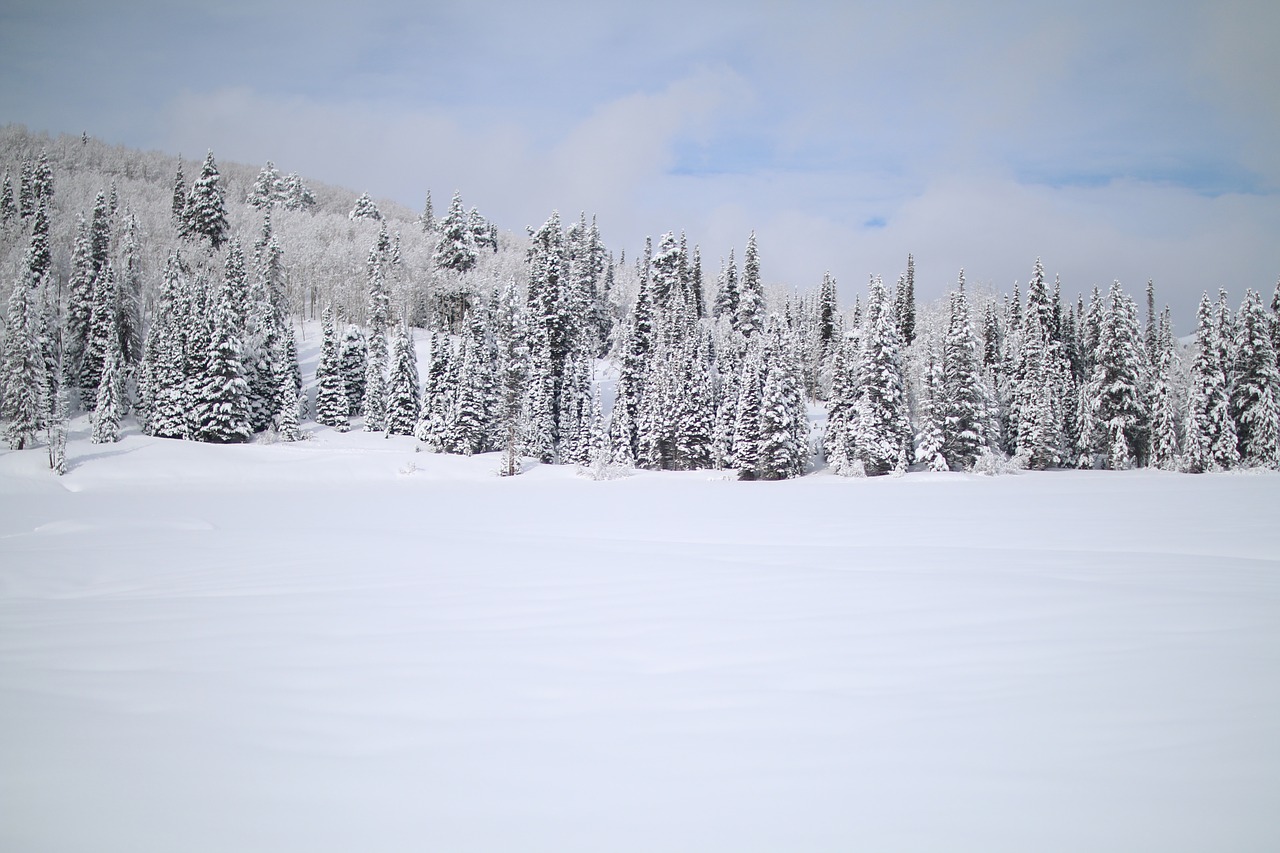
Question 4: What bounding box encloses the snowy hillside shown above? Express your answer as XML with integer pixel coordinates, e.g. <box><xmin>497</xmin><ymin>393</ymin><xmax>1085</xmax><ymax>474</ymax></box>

<box><xmin>2</xmin><ymin>431</ymin><xmax>1278</xmax><ymax>853</ymax></box>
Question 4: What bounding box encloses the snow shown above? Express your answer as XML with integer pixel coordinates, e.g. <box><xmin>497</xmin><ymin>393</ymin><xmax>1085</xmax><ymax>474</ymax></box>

<box><xmin>2</xmin><ymin>427</ymin><xmax>1279</xmax><ymax>852</ymax></box>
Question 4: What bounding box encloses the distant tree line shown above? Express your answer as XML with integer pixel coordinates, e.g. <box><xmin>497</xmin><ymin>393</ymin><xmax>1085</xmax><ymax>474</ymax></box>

<box><xmin>1</xmin><ymin>127</ymin><xmax>1278</xmax><ymax>477</ymax></box>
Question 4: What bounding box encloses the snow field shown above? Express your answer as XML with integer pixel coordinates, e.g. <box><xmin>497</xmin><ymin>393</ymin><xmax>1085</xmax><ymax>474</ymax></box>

<box><xmin>1</xmin><ymin>430</ymin><xmax>1279</xmax><ymax>852</ymax></box>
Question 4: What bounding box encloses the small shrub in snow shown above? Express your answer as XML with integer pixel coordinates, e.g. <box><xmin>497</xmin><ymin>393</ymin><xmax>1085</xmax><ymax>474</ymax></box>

<box><xmin>974</xmin><ymin>448</ymin><xmax>1020</xmax><ymax>476</ymax></box>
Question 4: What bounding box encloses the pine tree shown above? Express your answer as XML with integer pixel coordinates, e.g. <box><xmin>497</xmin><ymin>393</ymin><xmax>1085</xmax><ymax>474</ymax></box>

<box><xmin>1078</xmin><ymin>282</ymin><xmax>1149</xmax><ymax>469</ymax></box>
<box><xmin>732</xmin><ymin>343</ymin><xmax>765</xmax><ymax>477</ymax></box>
<box><xmin>385</xmin><ymin>328</ymin><xmax>420</xmax><ymax>436</ymax></box>
<box><xmin>853</xmin><ymin>276</ymin><xmax>911</xmax><ymax>475</ymax></box>
<box><xmin>192</xmin><ymin>274</ymin><xmax>253</xmax><ymax>444</ymax></box>
<box><xmin>757</xmin><ymin>360</ymin><xmax>804</xmax><ymax>480</ymax></box>
<box><xmin>247</xmin><ymin>162</ymin><xmax>283</xmax><ymax>208</ymax></box>
<box><xmin>349</xmin><ymin>192</ymin><xmax>382</xmax><ymax>221</ymax></box>
<box><xmin>419</xmin><ymin>190</ymin><xmax>435</xmax><ymax>233</ymax></box>
<box><xmin>434</xmin><ymin>191</ymin><xmax>478</xmax><ymax>273</ymax></box>
<box><xmin>117</xmin><ymin>212</ymin><xmax>144</xmax><ymax>365</ymax></box>
<box><xmin>180</xmin><ymin>151</ymin><xmax>229</xmax><ymax>251</ymax></box>
<box><xmin>280</xmin><ymin>173</ymin><xmax>315</xmax><ymax>210</ymax></box>
<box><xmin>276</xmin><ymin>370</ymin><xmax>302</xmax><ymax>442</ymax></box>
<box><xmin>80</xmin><ymin>265</ymin><xmax>121</xmax><ymax>406</ymax></box>
<box><xmin>32</xmin><ymin>150</ymin><xmax>53</xmax><ymax>206</ymax></box>
<box><xmin>713</xmin><ymin>249</ymin><xmax>739</xmax><ymax>320</ymax></box>
<box><xmin>2</xmin><ymin>250</ymin><xmax>49</xmax><ymax>449</ymax></box>
<box><xmin>1231</xmin><ymin>289</ymin><xmax>1280</xmax><ymax>468</ymax></box>
<box><xmin>915</xmin><ymin>346</ymin><xmax>948</xmax><ymax>471</ymax></box>
<box><xmin>339</xmin><ymin>325</ymin><xmax>368</xmax><ymax>416</ymax></box>
<box><xmin>90</xmin><ymin>340</ymin><xmax>123</xmax><ymax>444</ymax></box>
<box><xmin>314</xmin><ymin>306</ymin><xmax>349</xmax><ymax>431</ymax></box>
<box><xmin>900</xmin><ymin>253</ymin><xmax>916</xmax><ymax>345</ymax></box>
<box><xmin>0</xmin><ymin>170</ymin><xmax>15</xmax><ymax>223</ymax></box>
<box><xmin>171</xmin><ymin>157</ymin><xmax>186</xmax><ymax>224</ymax></box>
<box><xmin>736</xmin><ymin>233</ymin><xmax>764</xmax><ymax>337</ymax></box>
<box><xmin>940</xmin><ymin>274</ymin><xmax>987</xmax><ymax>469</ymax></box>
<box><xmin>1148</xmin><ymin>308</ymin><xmax>1181</xmax><ymax>470</ymax></box>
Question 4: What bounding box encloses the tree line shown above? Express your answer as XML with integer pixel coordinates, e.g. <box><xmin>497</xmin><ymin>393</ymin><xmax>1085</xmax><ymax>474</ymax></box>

<box><xmin>1</xmin><ymin>130</ymin><xmax>1278</xmax><ymax>477</ymax></box>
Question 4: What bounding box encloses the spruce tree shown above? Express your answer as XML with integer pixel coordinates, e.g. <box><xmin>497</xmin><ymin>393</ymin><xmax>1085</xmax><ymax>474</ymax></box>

<box><xmin>1231</xmin><ymin>289</ymin><xmax>1280</xmax><ymax>467</ymax></box>
<box><xmin>90</xmin><ymin>340</ymin><xmax>123</xmax><ymax>444</ymax></box>
<box><xmin>171</xmin><ymin>157</ymin><xmax>186</xmax><ymax>224</ymax></box>
<box><xmin>348</xmin><ymin>192</ymin><xmax>382</xmax><ymax>221</ymax></box>
<box><xmin>339</xmin><ymin>325</ymin><xmax>368</xmax><ymax>416</ymax></box>
<box><xmin>713</xmin><ymin>249</ymin><xmax>739</xmax><ymax>321</ymax></box>
<box><xmin>277</xmin><ymin>371</ymin><xmax>303</xmax><ymax>442</ymax></box>
<box><xmin>314</xmin><ymin>306</ymin><xmax>349</xmax><ymax>431</ymax></box>
<box><xmin>385</xmin><ymin>329</ymin><xmax>420</xmax><ymax>436</ymax></box>
<box><xmin>419</xmin><ymin>190</ymin><xmax>435</xmax><ymax>233</ymax></box>
<box><xmin>192</xmin><ymin>275</ymin><xmax>252</xmax><ymax>444</ymax></box>
<box><xmin>180</xmin><ymin>151</ymin><xmax>229</xmax><ymax>251</ymax></box>
<box><xmin>941</xmin><ymin>275</ymin><xmax>987</xmax><ymax>469</ymax></box>
<box><xmin>1148</xmin><ymin>308</ymin><xmax>1181</xmax><ymax>470</ymax></box>
<box><xmin>915</xmin><ymin>346</ymin><xmax>948</xmax><ymax>471</ymax></box>
<box><xmin>0</xmin><ymin>170</ymin><xmax>15</xmax><ymax>223</ymax></box>
<box><xmin>434</xmin><ymin>191</ymin><xmax>478</xmax><ymax>273</ymax></box>
<box><xmin>1079</xmin><ymin>282</ymin><xmax>1149</xmax><ymax>469</ymax></box>
<box><xmin>736</xmin><ymin>232</ymin><xmax>765</xmax><ymax>337</ymax></box>
<box><xmin>855</xmin><ymin>276</ymin><xmax>911</xmax><ymax>475</ymax></box>
<box><xmin>2</xmin><ymin>250</ymin><xmax>49</xmax><ymax>449</ymax></box>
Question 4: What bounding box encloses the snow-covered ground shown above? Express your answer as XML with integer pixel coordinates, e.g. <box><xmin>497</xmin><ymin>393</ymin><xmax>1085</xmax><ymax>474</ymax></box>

<box><xmin>2</xmin><ymin>426</ymin><xmax>1278</xmax><ymax>853</ymax></box>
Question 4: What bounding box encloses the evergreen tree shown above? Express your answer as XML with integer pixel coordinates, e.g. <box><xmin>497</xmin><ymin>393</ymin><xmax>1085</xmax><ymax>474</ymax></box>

<box><xmin>736</xmin><ymin>232</ymin><xmax>765</xmax><ymax>337</ymax></box>
<box><xmin>90</xmin><ymin>340</ymin><xmax>123</xmax><ymax>444</ymax></box>
<box><xmin>192</xmin><ymin>274</ymin><xmax>253</xmax><ymax>444</ymax></box>
<box><xmin>361</xmin><ymin>331</ymin><xmax>388</xmax><ymax>432</ymax></box>
<box><xmin>2</xmin><ymin>250</ymin><xmax>49</xmax><ymax>449</ymax></box>
<box><xmin>1148</xmin><ymin>308</ymin><xmax>1181</xmax><ymax>470</ymax></box>
<box><xmin>1231</xmin><ymin>289</ymin><xmax>1280</xmax><ymax>468</ymax></box>
<box><xmin>385</xmin><ymin>328</ymin><xmax>420</xmax><ymax>436</ymax></box>
<box><xmin>0</xmin><ymin>170</ymin><xmax>15</xmax><ymax>223</ymax></box>
<box><xmin>853</xmin><ymin>276</ymin><xmax>911</xmax><ymax>475</ymax></box>
<box><xmin>314</xmin><ymin>306</ymin><xmax>349</xmax><ymax>431</ymax></box>
<box><xmin>434</xmin><ymin>191</ymin><xmax>478</xmax><ymax>273</ymax></box>
<box><xmin>339</xmin><ymin>325</ymin><xmax>368</xmax><ymax>416</ymax></box>
<box><xmin>1079</xmin><ymin>282</ymin><xmax>1149</xmax><ymax>469</ymax></box>
<box><xmin>1185</xmin><ymin>292</ymin><xmax>1237</xmax><ymax>472</ymax></box>
<box><xmin>180</xmin><ymin>151</ymin><xmax>229</xmax><ymax>251</ymax></box>
<box><xmin>32</xmin><ymin>149</ymin><xmax>53</xmax><ymax>206</ymax></box>
<box><xmin>713</xmin><ymin>249</ymin><xmax>739</xmax><ymax>320</ymax></box>
<box><xmin>28</xmin><ymin>200</ymin><xmax>51</xmax><ymax>282</ymax></box>
<box><xmin>281</xmin><ymin>173</ymin><xmax>315</xmax><ymax>210</ymax></box>
<box><xmin>348</xmin><ymin>192</ymin><xmax>382</xmax><ymax>221</ymax></box>
<box><xmin>117</xmin><ymin>212</ymin><xmax>144</xmax><ymax>365</ymax></box>
<box><xmin>757</xmin><ymin>359</ymin><xmax>805</xmax><ymax>480</ymax></box>
<box><xmin>901</xmin><ymin>253</ymin><xmax>916</xmax><ymax>345</ymax></box>
<box><xmin>915</xmin><ymin>346</ymin><xmax>948</xmax><ymax>471</ymax></box>
<box><xmin>80</xmin><ymin>264</ymin><xmax>121</xmax><ymax>406</ymax></box>
<box><xmin>419</xmin><ymin>190</ymin><xmax>435</xmax><ymax>233</ymax></box>
<box><xmin>247</xmin><ymin>162</ymin><xmax>283</xmax><ymax>208</ymax></box>
<box><xmin>276</xmin><ymin>370</ymin><xmax>303</xmax><ymax>442</ymax></box>
<box><xmin>732</xmin><ymin>342</ymin><xmax>765</xmax><ymax>477</ymax></box>
<box><xmin>171</xmin><ymin>157</ymin><xmax>186</xmax><ymax>224</ymax></box>
<box><xmin>941</xmin><ymin>274</ymin><xmax>987</xmax><ymax>469</ymax></box>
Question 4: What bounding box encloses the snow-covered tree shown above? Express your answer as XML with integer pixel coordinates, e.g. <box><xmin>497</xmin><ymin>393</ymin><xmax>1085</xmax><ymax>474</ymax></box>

<box><xmin>314</xmin><ymin>306</ymin><xmax>349</xmax><ymax>431</ymax></box>
<box><xmin>2</xmin><ymin>250</ymin><xmax>49</xmax><ymax>449</ymax></box>
<box><xmin>434</xmin><ymin>191</ymin><xmax>478</xmax><ymax>273</ymax></box>
<box><xmin>90</xmin><ymin>340</ymin><xmax>124</xmax><ymax>444</ymax></box>
<box><xmin>348</xmin><ymin>192</ymin><xmax>382</xmax><ymax>221</ymax></box>
<box><xmin>736</xmin><ymin>232</ymin><xmax>764</xmax><ymax>337</ymax></box>
<box><xmin>339</xmin><ymin>325</ymin><xmax>367</xmax><ymax>416</ymax></box>
<box><xmin>180</xmin><ymin>151</ymin><xmax>229</xmax><ymax>251</ymax></box>
<box><xmin>385</xmin><ymin>328</ymin><xmax>420</xmax><ymax>436</ymax></box>
<box><xmin>1184</xmin><ymin>292</ymin><xmax>1236</xmax><ymax>473</ymax></box>
<box><xmin>1231</xmin><ymin>289</ymin><xmax>1280</xmax><ymax>468</ymax></box>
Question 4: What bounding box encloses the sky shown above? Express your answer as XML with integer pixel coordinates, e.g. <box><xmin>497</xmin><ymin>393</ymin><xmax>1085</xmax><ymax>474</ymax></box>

<box><xmin>1</xmin><ymin>0</ymin><xmax>1278</xmax><ymax>328</ymax></box>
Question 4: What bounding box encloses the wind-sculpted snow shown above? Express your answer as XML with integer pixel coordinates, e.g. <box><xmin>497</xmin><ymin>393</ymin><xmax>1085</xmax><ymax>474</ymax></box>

<box><xmin>1</xmin><ymin>430</ymin><xmax>1279</xmax><ymax>852</ymax></box>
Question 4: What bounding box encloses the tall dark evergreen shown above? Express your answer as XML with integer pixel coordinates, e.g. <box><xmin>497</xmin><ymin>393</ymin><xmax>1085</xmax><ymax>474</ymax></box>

<box><xmin>339</xmin><ymin>325</ymin><xmax>368</xmax><ymax>416</ymax></box>
<box><xmin>1080</xmin><ymin>282</ymin><xmax>1149</xmax><ymax>469</ymax></box>
<box><xmin>1185</xmin><ymin>292</ymin><xmax>1237</xmax><ymax>472</ymax></box>
<box><xmin>192</xmin><ymin>270</ymin><xmax>252</xmax><ymax>444</ymax></box>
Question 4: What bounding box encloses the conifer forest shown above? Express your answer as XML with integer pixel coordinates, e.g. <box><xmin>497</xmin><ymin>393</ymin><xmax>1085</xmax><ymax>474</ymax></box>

<box><xmin>2</xmin><ymin>125</ymin><xmax>1279</xmax><ymax>477</ymax></box>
